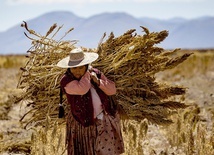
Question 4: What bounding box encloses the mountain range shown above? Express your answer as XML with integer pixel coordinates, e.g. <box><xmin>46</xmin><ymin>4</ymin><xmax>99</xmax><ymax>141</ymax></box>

<box><xmin>0</xmin><ymin>11</ymin><xmax>214</xmax><ymax>54</ymax></box>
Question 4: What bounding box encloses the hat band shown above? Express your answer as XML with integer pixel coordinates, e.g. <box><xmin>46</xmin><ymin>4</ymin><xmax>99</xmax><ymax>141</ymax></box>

<box><xmin>68</xmin><ymin>59</ymin><xmax>84</xmax><ymax>66</ymax></box>
<box><xmin>69</xmin><ymin>55</ymin><xmax>84</xmax><ymax>62</ymax></box>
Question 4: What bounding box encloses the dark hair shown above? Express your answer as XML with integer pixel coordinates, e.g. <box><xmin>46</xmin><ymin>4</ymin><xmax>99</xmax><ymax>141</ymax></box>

<box><xmin>85</xmin><ymin>64</ymin><xmax>89</xmax><ymax>70</ymax></box>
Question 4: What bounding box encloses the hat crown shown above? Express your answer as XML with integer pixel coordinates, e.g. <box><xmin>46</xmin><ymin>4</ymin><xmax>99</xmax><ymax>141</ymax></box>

<box><xmin>69</xmin><ymin>48</ymin><xmax>84</xmax><ymax>62</ymax></box>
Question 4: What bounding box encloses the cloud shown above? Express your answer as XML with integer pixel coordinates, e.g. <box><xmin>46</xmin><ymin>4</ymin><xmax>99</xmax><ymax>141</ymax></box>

<box><xmin>7</xmin><ymin>0</ymin><xmax>204</xmax><ymax>5</ymax></box>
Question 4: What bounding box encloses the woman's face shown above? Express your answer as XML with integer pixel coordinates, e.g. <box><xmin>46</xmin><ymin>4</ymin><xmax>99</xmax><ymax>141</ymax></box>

<box><xmin>70</xmin><ymin>65</ymin><xmax>87</xmax><ymax>79</ymax></box>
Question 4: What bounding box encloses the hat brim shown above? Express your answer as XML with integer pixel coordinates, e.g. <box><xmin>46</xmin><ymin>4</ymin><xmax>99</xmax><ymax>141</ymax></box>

<box><xmin>56</xmin><ymin>52</ymin><xmax>99</xmax><ymax>68</ymax></box>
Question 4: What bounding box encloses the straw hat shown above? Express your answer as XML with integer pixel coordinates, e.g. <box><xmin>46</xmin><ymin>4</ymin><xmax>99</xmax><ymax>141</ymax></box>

<box><xmin>56</xmin><ymin>47</ymin><xmax>99</xmax><ymax>68</ymax></box>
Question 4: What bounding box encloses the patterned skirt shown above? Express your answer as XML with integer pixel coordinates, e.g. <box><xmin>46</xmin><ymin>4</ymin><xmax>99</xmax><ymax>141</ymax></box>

<box><xmin>66</xmin><ymin>112</ymin><xmax>125</xmax><ymax>155</ymax></box>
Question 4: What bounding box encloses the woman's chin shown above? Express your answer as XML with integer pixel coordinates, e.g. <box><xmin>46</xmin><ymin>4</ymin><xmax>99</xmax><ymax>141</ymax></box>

<box><xmin>74</xmin><ymin>75</ymin><xmax>81</xmax><ymax>79</ymax></box>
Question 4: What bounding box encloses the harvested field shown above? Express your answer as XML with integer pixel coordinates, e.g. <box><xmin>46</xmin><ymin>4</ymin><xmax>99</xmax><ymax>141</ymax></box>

<box><xmin>0</xmin><ymin>49</ymin><xmax>213</xmax><ymax>155</ymax></box>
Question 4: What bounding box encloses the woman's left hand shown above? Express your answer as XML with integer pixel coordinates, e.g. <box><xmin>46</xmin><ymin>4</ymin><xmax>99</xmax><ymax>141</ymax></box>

<box><xmin>90</xmin><ymin>72</ymin><xmax>100</xmax><ymax>86</ymax></box>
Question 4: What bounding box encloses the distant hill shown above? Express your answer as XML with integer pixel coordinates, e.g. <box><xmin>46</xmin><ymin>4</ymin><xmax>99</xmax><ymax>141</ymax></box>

<box><xmin>0</xmin><ymin>11</ymin><xmax>214</xmax><ymax>54</ymax></box>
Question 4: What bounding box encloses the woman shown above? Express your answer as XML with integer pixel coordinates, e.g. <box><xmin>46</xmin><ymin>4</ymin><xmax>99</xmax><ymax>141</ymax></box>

<box><xmin>57</xmin><ymin>47</ymin><xmax>124</xmax><ymax>155</ymax></box>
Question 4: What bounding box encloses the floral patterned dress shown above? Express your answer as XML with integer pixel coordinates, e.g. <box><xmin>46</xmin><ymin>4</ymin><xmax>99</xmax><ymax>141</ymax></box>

<box><xmin>66</xmin><ymin>111</ymin><xmax>124</xmax><ymax>155</ymax></box>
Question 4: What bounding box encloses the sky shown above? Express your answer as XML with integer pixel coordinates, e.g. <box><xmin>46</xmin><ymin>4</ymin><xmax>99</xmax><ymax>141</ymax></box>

<box><xmin>0</xmin><ymin>0</ymin><xmax>214</xmax><ymax>32</ymax></box>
